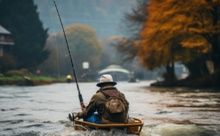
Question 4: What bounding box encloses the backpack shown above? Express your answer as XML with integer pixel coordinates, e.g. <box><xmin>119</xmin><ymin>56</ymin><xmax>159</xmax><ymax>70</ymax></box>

<box><xmin>101</xmin><ymin>89</ymin><xmax>128</xmax><ymax>124</ymax></box>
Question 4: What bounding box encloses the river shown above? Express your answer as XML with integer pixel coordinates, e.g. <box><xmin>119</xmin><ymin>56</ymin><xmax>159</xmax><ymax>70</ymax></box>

<box><xmin>0</xmin><ymin>81</ymin><xmax>220</xmax><ymax>136</ymax></box>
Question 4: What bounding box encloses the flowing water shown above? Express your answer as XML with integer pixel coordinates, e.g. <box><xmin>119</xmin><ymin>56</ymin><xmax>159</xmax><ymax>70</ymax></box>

<box><xmin>0</xmin><ymin>81</ymin><xmax>220</xmax><ymax>136</ymax></box>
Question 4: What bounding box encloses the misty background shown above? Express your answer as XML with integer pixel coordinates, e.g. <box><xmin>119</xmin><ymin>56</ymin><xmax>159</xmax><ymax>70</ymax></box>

<box><xmin>34</xmin><ymin>0</ymin><xmax>135</xmax><ymax>38</ymax></box>
<box><xmin>33</xmin><ymin>0</ymin><xmax>158</xmax><ymax>81</ymax></box>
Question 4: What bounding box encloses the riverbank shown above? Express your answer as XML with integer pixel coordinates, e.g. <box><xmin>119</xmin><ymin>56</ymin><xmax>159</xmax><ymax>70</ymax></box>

<box><xmin>0</xmin><ymin>75</ymin><xmax>65</xmax><ymax>86</ymax></box>
<box><xmin>151</xmin><ymin>72</ymin><xmax>220</xmax><ymax>89</ymax></box>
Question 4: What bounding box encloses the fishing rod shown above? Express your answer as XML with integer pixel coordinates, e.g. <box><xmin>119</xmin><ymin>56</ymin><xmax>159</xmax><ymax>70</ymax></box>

<box><xmin>52</xmin><ymin>0</ymin><xmax>84</xmax><ymax>109</ymax></box>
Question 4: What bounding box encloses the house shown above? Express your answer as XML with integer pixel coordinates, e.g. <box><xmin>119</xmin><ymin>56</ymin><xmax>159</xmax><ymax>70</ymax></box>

<box><xmin>0</xmin><ymin>25</ymin><xmax>14</xmax><ymax>56</ymax></box>
<box><xmin>0</xmin><ymin>25</ymin><xmax>14</xmax><ymax>73</ymax></box>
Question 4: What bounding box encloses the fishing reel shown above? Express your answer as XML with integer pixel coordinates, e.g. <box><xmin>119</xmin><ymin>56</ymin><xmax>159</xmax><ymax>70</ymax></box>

<box><xmin>68</xmin><ymin>112</ymin><xmax>78</xmax><ymax>121</ymax></box>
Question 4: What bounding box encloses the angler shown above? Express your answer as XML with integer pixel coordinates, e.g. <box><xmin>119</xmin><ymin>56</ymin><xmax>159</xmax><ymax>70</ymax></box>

<box><xmin>52</xmin><ymin>0</ymin><xmax>143</xmax><ymax>135</ymax></box>
<box><xmin>69</xmin><ymin>74</ymin><xmax>129</xmax><ymax>124</ymax></box>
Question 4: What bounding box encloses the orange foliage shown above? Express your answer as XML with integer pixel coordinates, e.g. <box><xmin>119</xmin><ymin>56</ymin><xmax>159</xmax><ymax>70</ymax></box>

<box><xmin>137</xmin><ymin>0</ymin><xmax>219</xmax><ymax>70</ymax></box>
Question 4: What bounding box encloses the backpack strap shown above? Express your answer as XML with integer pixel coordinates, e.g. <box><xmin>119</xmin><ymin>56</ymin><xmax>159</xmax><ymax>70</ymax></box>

<box><xmin>101</xmin><ymin>89</ymin><xmax>119</xmax><ymax>99</ymax></box>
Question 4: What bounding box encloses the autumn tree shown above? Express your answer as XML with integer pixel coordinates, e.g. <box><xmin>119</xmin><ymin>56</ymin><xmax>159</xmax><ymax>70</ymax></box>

<box><xmin>138</xmin><ymin>0</ymin><xmax>220</xmax><ymax>81</ymax></box>
<box><xmin>65</xmin><ymin>24</ymin><xmax>102</xmax><ymax>79</ymax></box>
<box><xmin>39</xmin><ymin>24</ymin><xmax>102</xmax><ymax>80</ymax></box>
<box><xmin>186</xmin><ymin>0</ymin><xmax>220</xmax><ymax>74</ymax></box>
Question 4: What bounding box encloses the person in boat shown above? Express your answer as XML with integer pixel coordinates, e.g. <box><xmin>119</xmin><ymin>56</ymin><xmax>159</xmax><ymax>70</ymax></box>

<box><xmin>69</xmin><ymin>74</ymin><xmax>129</xmax><ymax>124</ymax></box>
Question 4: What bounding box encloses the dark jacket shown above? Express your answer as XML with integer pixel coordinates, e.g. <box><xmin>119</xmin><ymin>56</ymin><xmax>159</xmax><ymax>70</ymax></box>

<box><xmin>78</xmin><ymin>85</ymin><xmax>129</xmax><ymax>119</ymax></box>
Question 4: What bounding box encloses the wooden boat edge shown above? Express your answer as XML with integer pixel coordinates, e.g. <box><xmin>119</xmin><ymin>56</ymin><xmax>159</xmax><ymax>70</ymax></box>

<box><xmin>74</xmin><ymin>117</ymin><xmax>143</xmax><ymax>127</ymax></box>
<box><xmin>73</xmin><ymin>117</ymin><xmax>144</xmax><ymax>135</ymax></box>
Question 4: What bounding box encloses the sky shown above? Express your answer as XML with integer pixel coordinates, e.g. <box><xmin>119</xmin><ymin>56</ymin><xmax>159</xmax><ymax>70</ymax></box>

<box><xmin>34</xmin><ymin>0</ymin><xmax>136</xmax><ymax>38</ymax></box>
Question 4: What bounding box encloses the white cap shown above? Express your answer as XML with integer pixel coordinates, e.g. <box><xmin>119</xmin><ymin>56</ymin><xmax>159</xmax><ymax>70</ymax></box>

<box><xmin>96</xmin><ymin>74</ymin><xmax>117</xmax><ymax>87</ymax></box>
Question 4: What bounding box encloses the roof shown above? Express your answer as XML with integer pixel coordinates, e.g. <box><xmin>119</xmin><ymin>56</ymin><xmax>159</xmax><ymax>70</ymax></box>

<box><xmin>98</xmin><ymin>65</ymin><xmax>130</xmax><ymax>74</ymax></box>
<box><xmin>0</xmin><ymin>25</ymin><xmax>11</xmax><ymax>34</ymax></box>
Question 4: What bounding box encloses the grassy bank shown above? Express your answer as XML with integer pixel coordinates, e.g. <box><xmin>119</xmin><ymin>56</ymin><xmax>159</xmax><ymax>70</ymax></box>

<box><xmin>0</xmin><ymin>75</ymin><xmax>66</xmax><ymax>86</ymax></box>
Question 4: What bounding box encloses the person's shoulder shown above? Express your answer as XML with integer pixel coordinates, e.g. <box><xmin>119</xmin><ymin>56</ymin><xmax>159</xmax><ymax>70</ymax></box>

<box><xmin>93</xmin><ymin>92</ymin><xmax>105</xmax><ymax>97</ymax></box>
<box><xmin>92</xmin><ymin>92</ymin><xmax>106</xmax><ymax>101</ymax></box>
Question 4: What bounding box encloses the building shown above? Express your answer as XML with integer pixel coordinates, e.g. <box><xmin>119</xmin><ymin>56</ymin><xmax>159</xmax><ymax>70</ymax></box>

<box><xmin>0</xmin><ymin>25</ymin><xmax>14</xmax><ymax>73</ymax></box>
<box><xmin>0</xmin><ymin>25</ymin><xmax>14</xmax><ymax>56</ymax></box>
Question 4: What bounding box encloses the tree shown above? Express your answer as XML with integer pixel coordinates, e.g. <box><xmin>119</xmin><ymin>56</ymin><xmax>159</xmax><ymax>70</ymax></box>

<box><xmin>0</xmin><ymin>0</ymin><xmax>49</xmax><ymax>71</ymax></box>
<box><xmin>64</xmin><ymin>24</ymin><xmax>102</xmax><ymax>78</ymax></box>
<box><xmin>113</xmin><ymin>0</ymin><xmax>149</xmax><ymax>61</ymax></box>
<box><xmin>39</xmin><ymin>24</ymin><xmax>102</xmax><ymax>80</ymax></box>
<box><xmin>138</xmin><ymin>0</ymin><xmax>219</xmax><ymax>80</ymax></box>
<box><xmin>187</xmin><ymin>0</ymin><xmax>220</xmax><ymax>74</ymax></box>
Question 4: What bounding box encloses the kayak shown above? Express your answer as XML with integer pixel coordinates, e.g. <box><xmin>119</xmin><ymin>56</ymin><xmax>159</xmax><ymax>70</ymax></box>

<box><xmin>73</xmin><ymin>117</ymin><xmax>144</xmax><ymax>135</ymax></box>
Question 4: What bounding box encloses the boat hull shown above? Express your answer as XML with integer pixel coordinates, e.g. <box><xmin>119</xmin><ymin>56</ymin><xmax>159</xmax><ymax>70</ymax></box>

<box><xmin>73</xmin><ymin>117</ymin><xmax>143</xmax><ymax>135</ymax></box>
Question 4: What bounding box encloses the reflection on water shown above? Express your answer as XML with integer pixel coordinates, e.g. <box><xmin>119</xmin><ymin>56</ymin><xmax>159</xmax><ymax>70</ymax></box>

<box><xmin>0</xmin><ymin>81</ymin><xmax>220</xmax><ymax>136</ymax></box>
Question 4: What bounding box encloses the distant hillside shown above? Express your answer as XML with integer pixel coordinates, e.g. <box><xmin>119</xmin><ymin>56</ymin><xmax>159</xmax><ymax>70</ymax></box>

<box><xmin>34</xmin><ymin>0</ymin><xmax>135</xmax><ymax>38</ymax></box>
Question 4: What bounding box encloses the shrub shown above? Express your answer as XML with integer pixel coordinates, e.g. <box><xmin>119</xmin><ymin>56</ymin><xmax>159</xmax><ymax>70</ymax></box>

<box><xmin>4</xmin><ymin>69</ymin><xmax>32</xmax><ymax>76</ymax></box>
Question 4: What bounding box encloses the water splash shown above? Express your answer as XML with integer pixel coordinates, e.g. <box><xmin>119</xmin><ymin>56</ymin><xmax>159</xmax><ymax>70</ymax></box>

<box><xmin>44</xmin><ymin>128</ymin><xmax>137</xmax><ymax>136</ymax></box>
<box><xmin>143</xmin><ymin>124</ymin><xmax>220</xmax><ymax>136</ymax></box>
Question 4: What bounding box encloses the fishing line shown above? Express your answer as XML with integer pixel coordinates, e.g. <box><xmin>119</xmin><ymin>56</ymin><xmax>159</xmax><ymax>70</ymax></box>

<box><xmin>46</xmin><ymin>0</ymin><xmax>61</xmax><ymax>81</ymax></box>
<box><xmin>52</xmin><ymin>0</ymin><xmax>84</xmax><ymax>105</ymax></box>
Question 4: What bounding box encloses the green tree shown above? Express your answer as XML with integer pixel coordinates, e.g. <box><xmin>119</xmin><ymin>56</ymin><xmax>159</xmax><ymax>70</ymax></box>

<box><xmin>0</xmin><ymin>0</ymin><xmax>49</xmax><ymax>71</ymax></box>
<box><xmin>64</xmin><ymin>24</ymin><xmax>102</xmax><ymax>78</ymax></box>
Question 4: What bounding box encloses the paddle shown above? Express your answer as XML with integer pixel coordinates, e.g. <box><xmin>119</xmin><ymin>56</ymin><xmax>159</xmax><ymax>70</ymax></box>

<box><xmin>52</xmin><ymin>0</ymin><xmax>85</xmax><ymax>110</ymax></box>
